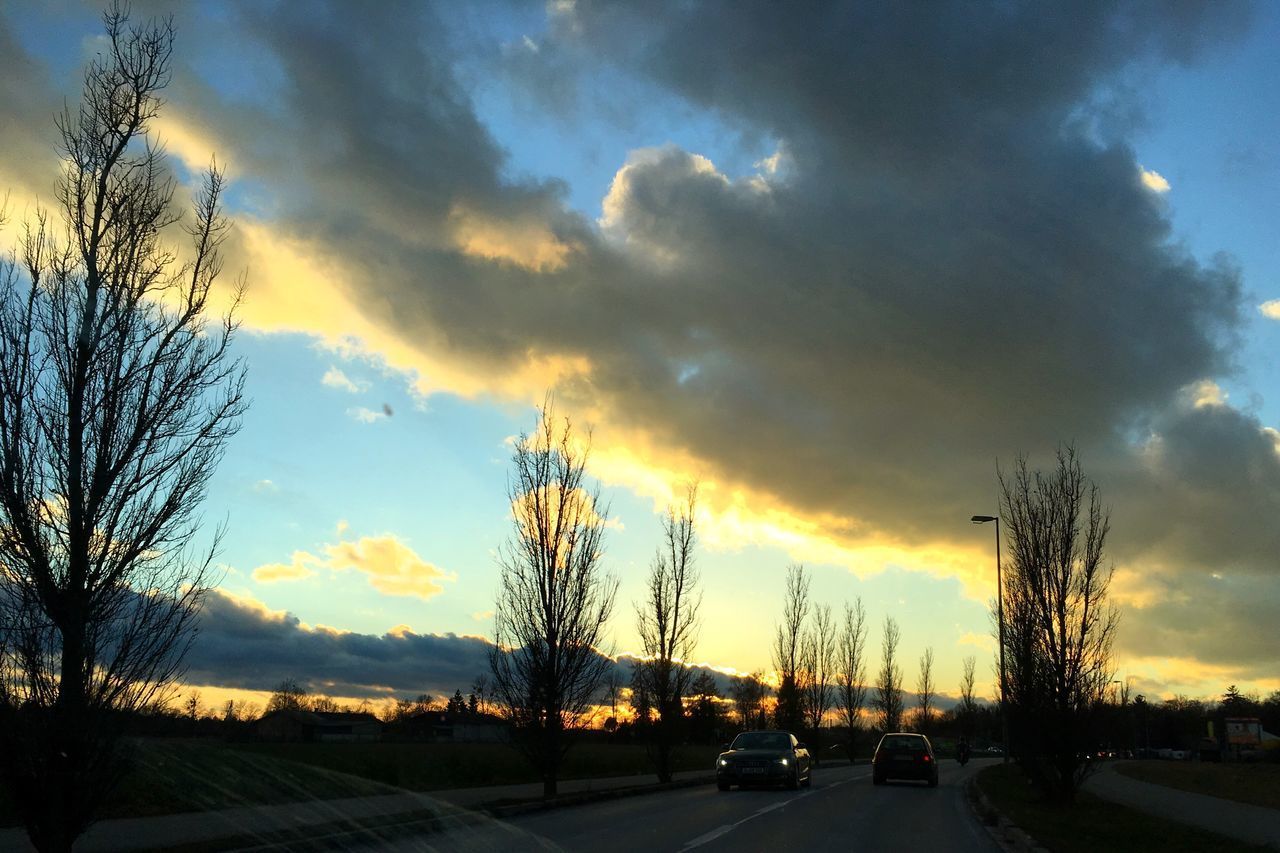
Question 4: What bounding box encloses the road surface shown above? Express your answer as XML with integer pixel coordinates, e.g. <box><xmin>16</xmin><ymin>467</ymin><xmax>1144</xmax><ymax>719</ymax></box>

<box><xmin>347</xmin><ymin>758</ymin><xmax>1001</xmax><ymax>852</ymax></box>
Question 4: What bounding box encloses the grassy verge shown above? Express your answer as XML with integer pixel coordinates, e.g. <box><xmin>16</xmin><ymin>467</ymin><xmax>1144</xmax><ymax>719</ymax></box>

<box><xmin>0</xmin><ymin>738</ymin><xmax>722</xmax><ymax>828</ymax></box>
<box><xmin>974</xmin><ymin>764</ymin><xmax>1267</xmax><ymax>853</ymax></box>
<box><xmin>225</xmin><ymin>740</ymin><xmax>721</xmax><ymax>791</ymax></box>
<box><xmin>1114</xmin><ymin>760</ymin><xmax>1280</xmax><ymax>811</ymax></box>
<box><xmin>0</xmin><ymin>738</ymin><xmax>399</xmax><ymax>828</ymax></box>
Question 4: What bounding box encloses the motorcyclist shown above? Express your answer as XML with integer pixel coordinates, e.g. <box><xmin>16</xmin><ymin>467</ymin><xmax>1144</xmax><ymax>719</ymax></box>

<box><xmin>957</xmin><ymin>736</ymin><xmax>971</xmax><ymax>765</ymax></box>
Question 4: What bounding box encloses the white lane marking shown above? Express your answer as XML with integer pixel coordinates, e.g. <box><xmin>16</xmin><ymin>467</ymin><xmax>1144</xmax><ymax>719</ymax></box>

<box><xmin>679</xmin><ymin>767</ymin><xmax>875</xmax><ymax>850</ymax></box>
<box><xmin>683</xmin><ymin>825</ymin><xmax>733</xmax><ymax>848</ymax></box>
<box><xmin>681</xmin><ymin>795</ymin><xmax>804</xmax><ymax>850</ymax></box>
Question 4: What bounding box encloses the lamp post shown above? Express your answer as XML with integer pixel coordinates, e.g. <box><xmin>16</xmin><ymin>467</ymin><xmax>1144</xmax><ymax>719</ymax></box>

<box><xmin>971</xmin><ymin>514</ymin><xmax>1008</xmax><ymax>765</ymax></box>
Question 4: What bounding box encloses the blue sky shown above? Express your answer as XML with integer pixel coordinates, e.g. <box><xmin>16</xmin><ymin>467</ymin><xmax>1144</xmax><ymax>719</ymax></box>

<box><xmin>1</xmin><ymin>1</ymin><xmax>1277</xmax><ymax>709</ymax></box>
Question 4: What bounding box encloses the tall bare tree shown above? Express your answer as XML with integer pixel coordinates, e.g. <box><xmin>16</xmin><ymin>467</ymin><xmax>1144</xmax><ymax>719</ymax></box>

<box><xmin>0</xmin><ymin>8</ymin><xmax>246</xmax><ymax>851</ymax></box>
<box><xmin>489</xmin><ymin>401</ymin><xmax>618</xmax><ymax>797</ymax></box>
<box><xmin>835</xmin><ymin>598</ymin><xmax>869</xmax><ymax>760</ymax></box>
<box><xmin>958</xmin><ymin>655</ymin><xmax>978</xmax><ymax>733</ymax></box>
<box><xmin>800</xmin><ymin>602</ymin><xmax>836</xmax><ymax>762</ymax></box>
<box><xmin>635</xmin><ymin>484</ymin><xmax>701</xmax><ymax>782</ymax></box>
<box><xmin>915</xmin><ymin>646</ymin><xmax>935</xmax><ymax>734</ymax></box>
<box><xmin>771</xmin><ymin>564</ymin><xmax>809</xmax><ymax>732</ymax></box>
<box><xmin>999</xmin><ymin>445</ymin><xmax>1118</xmax><ymax>803</ymax></box>
<box><xmin>873</xmin><ymin>617</ymin><xmax>904</xmax><ymax>733</ymax></box>
<box><xmin>730</xmin><ymin>671</ymin><xmax>770</xmax><ymax>729</ymax></box>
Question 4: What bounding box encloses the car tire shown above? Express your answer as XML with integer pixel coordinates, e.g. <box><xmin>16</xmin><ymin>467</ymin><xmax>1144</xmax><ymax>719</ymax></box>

<box><xmin>717</xmin><ymin>781</ymin><xmax>731</xmax><ymax>792</ymax></box>
<box><xmin>873</xmin><ymin>773</ymin><xmax>885</xmax><ymax>786</ymax></box>
<box><xmin>787</xmin><ymin>770</ymin><xmax>800</xmax><ymax>790</ymax></box>
<box><xmin>928</xmin><ymin>773</ymin><xmax>939</xmax><ymax>788</ymax></box>
<box><xmin>802</xmin><ymin>771</ymin><xmax>812</xmax><ymax>788</ymax></box>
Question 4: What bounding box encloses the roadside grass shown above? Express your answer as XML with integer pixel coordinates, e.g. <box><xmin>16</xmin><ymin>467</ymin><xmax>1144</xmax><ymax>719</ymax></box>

<box><xmin>0</xmin><ymin>738</ymin><xmax>398</xmax><ymax>828</ymax></box>
<box><xmin>0</xmin><ymin>738</ymin><xmax>722</xmax><ymax>828</ymax></box>
<box><xmin>1115</xmin><ymin>760</ymin><xmax>1280</xmax><ymax>811</ymax></box>
<box><xmin>224</xmin><ymin>740</ymin><xmax>722</xmax><ymax>791</ymax></box>
<box><xmin>975</xmin><ymin>764</ymin><xmax>1268</xmax><ymax>853</ymax></box>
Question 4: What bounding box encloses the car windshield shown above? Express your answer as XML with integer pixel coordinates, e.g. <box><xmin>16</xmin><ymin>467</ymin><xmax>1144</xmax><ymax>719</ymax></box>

<box><xmin>731</xmin><ymin>733</ymin><xmax>792</xmax><ymax>751</ymax></box>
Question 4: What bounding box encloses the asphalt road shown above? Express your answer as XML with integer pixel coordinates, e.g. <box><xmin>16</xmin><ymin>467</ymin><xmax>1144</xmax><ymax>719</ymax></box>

<box><xmin>348</xmin><ymin>758</ymin><xmax>1001</xmax><ymax>852</ymax></box>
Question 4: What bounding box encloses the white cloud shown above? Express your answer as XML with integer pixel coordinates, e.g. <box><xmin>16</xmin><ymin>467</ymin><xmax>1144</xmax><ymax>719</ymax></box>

<box><xmin>1140</xmin><ymin>167</ymin><xmax>1171</xmax><ymax>193</ymax></box>
<box><xmin>251</xmin><ymin>534</ymin><xmax>455</xmax><ymax>600</ymax></box>
<box><xmin>347</xmin><ymin>406</ymin><xmax>386</xmax><ymax>424</ymax></box>
<box><xmin>252</xmin><ymin>551</ymin><xmax>316</xmax><ymax>583</ymax></box>
<box><xmin>1260</xmin><ymin>299</ymin><xmax>1280</xmax><ymax>320</ymax></box>
<box><xmin>251</xmin><ymin>479</ymin><xmax>278</xmax><ymax>493</ymax></box>
<box><xmin>1182</xmin><ymin>378</ymin><xmax>1227</xmax><ymax>409</ymax></box>
<box><xmin>322</xmin><ymin>366</ymin><xmax>369</xmax><ymax>393</ymax></box>
<box><xmin>324</xmin><ymin>535</ymin><xmax>456</xmax><ymax>600</ymax></box>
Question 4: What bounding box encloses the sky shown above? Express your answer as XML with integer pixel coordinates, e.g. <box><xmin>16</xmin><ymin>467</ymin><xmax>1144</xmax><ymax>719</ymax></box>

<box><xmin>0</xmin><ymin>0</ymin><xmax>1277</xmax><ymax>713</ymax></box>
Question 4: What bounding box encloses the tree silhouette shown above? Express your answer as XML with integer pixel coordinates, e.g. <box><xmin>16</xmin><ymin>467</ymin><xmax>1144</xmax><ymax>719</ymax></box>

<box><xmin>998</xmin><ymin>445</ymin><xmax>1118</xmax><ymax>803</ymax></box>
<box><xmin>835</xmin><ymin>598</ymin><xmax>869</xmax><ymax>759</ymax></box>
<box><xmin>772</xmin><ymin>564</ymin><xmax>810</xmax><ymax>732</ymax></box>
<box><xmin>489</xmin><ymin>401</ymin><xmax>618</xmax><ymax>797</ymax></box>
<box><xmin>634</xmin><ymin>484</ymin><xmax>700</xmax><ymax>782</ymax></box>
<box><xmin>0</xmin><ymin>6</ymin><xmax>246</xmax><ymax>850</ymax></box>
<box><xmin>873</xmin><ymin>617</ymin><xmax>904</xmax><ymax>733</ymax></box>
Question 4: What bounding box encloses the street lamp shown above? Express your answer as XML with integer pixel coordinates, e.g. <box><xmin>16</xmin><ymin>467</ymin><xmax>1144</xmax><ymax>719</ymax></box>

<box><xmin>971</xmin><ymin>514</ymin><xmax>1009</xmax><ymax>765</ymax></box>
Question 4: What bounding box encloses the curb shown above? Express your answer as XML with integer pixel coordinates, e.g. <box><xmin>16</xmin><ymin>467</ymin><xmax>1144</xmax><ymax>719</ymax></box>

<box><xmin>965</xmin><ymin>773</ymin><xmax>1049</xmax><ymax>853</ymax></box>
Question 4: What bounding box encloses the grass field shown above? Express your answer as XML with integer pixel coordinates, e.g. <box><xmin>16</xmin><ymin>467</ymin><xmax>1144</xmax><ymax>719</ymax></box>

<box><xmin>975</xmin><ymin>764</ymin><xmax>1267</xmax><ymax>853</ymax></box>
<box><xmin>0</xmin><ymin>737</ymin><xmax>723</xmax><ymax>827</ymax></box>
<box><xmin>225</xmin><ymin>740</ymin><xmax>722</xmax><ymax>791</ymax></box>
<box><xmin>0</xmin><ymin>738</ymin><xmax>398</xmax><ymax>828</ymax></box>
<box><xmin>1114</xmin><ymin>759</ymin><xmax>1280</xmax><ymax>811</ymax></box>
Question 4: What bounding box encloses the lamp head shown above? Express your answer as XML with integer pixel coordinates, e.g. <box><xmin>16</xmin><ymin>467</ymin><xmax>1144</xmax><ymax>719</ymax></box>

<box><xmin>971</xmin><ymin>515</ymin><xmax>997</xmax><ymax>524</ymax></box>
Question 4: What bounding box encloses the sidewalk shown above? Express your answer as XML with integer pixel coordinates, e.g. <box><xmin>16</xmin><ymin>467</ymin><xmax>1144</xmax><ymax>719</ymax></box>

<box><xmin>1084</xmin><ymin>762</ymin><xmax>1280</xmax><ymax>849</ymax></box>
<box><xmin>0</xmin><ymin>769</ymin><xmax>714</xmax><ymax>852</ymax></box>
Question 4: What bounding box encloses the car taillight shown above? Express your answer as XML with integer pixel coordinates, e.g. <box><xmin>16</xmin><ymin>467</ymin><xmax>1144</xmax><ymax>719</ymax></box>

<box><xmin>923</xmin><ymin>754</ymin><xmax>931</xmax><ymax>762</ymax></box>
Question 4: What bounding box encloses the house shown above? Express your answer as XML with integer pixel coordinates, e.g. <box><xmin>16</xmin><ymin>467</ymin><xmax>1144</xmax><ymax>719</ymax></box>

<box><xmin>394</xmin><ymin>710</ymin><xmax>507</xmax><ymax>742</ymax></box>
<box><xmin>255</xmin><ymin>709</ymin><xmax>382</xmax><ymax>742</ymax></box>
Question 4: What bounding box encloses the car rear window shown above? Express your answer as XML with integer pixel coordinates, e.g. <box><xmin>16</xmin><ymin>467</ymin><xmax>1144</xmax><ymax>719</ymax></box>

<box><xmin>880</xmin><ymin>736</ymin><xmax>925</xmax><ymax>750</ymax></box>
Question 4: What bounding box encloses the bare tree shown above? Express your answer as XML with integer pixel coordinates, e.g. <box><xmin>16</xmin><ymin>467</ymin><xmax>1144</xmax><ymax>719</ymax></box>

<box><xmin>771</xmin><ymin>564</ymin><xmax>809</xmax><ymax>732</ymax></box>
<box><xmin>800</xmin><ymin>603</ymin><xmax>836</xmax><ymax>762</ymax></box>
<box><xmin>835</xmin><ymin>598</ymin><xmax>869</xmax><ymax>760</ymax></box>
<box><xmin>873</xmin><ymin>617</ymin><xmax>904</xmax><ymax>733</ymax></box>
<box><xmin>471</xmin><ymin>674</ymin><xmax>490</xmax><ymax>716</ymax></box>
<box><xmin>265</xmin><ymin>678</ymin><xmax>309</xmax><ymax>713</ymax></box>
<box><xmin>959</xmin><ymin>655</ymin><xmax>978</xmax><ymax>733</ymax></box>
<box><xmin>634</xmin><ymin>484</ymin><xmax>700</xmax><ymax>782</ymax></box>
<box><xmin>489</xmin><ymin>401</ymin><xmax>618</xmax><ymax>797</ymax></box>
<box><xmin>998</xmin><ymin>445</ymin><xmax>1118</xmax><ymax>803</ymax></box>
<box><xmin>602</xmin><ymin>667</ymin><xmax>623</xmax><ymax>723</ymax></box>
<box><xmin>730</xmin><ymin>671</ymin><xmax>770</xmax><ymax>729</ymax></box>
<box><xmin>0</xmin><ymin>8</ymin><xmax>246</xmax><ymax>851</ymax></box>
<box><xmin>916</xmin><ymin>647</ymin><xmax>935</xmax><ymax>734</ymax></box>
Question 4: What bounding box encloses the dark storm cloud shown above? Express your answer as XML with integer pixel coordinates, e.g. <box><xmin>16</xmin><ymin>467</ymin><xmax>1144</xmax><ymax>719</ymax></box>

<box><xmin>176</xmin><ymin>0</ymin><xmax>1272</xmax><ymax>672</ymax></box>
<box><xmin>4</xmin><ymin>2</ymin><xmax>1274</xmax><ymax>679</ymax></box>
<box><xmin>0</xmin><ymin>12</ymin><xmax>61</xmax><ymax>196</ymax></box>
<box><xmin>187</xmin><ymin>589</ymin><xmax>748</xmax><ymax>703</ymax></box>
<box><xmin>185</xmin><ymin>589</ymin><xmax>495</xmax><ymax>697</ymax></box>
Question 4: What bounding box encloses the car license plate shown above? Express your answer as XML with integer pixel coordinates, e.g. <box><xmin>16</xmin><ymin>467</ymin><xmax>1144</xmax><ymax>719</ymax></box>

<box><xmin>894</xmin><ymin>755</ymin><xmax>914</xmax><ymax>762</ymax></box>
<box><xmin>742</xmin><ymin>767</ymin><xmax>765</xmax><ymax>774</ymax></box>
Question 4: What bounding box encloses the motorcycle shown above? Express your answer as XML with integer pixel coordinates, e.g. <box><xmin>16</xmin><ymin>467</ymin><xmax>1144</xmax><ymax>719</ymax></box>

<box><xmin>957</xmin><ymin>745</ymin><xmax>970</xmax><ymax>766</ymax></box>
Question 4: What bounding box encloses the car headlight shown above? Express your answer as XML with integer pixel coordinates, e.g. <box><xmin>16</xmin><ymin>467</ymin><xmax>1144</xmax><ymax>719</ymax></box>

<box><xmin>778</xmin><ymin>757</ymin><xmax>789</xmax><ymax>766</ymax></box>
<box><xmin>718</xmin><ymin>758</ymin><xmax>728</xmax><ymax>767</ymax></box>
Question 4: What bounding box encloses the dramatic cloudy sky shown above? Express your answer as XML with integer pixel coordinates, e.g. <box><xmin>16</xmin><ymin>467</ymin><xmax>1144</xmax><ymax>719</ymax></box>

<box><xmin>1</xmin><ymin>1</ymin><xmax>1277</xmax><ymax>710</ymax></box>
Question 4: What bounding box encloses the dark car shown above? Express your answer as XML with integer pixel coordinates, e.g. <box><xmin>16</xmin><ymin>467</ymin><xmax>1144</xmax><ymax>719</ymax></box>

<box><xmin>872</xmin><ymin>732</ymin><xmax>938</xmax><ymax>787</ymax></box>
<box><xmin>716</xmin><ymin>730</ymin><xmax>812</xmax><ymax>790</ymax></box>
